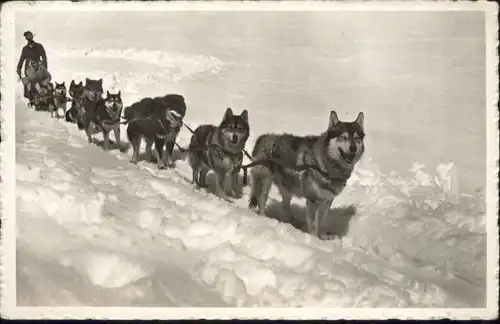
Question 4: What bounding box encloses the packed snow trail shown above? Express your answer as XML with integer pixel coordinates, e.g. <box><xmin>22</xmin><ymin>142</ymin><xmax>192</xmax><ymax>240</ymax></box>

<box><xmin>16</xmin><ymin>98</ymin><xmax>486</xmax><ymax>307</ymax></box>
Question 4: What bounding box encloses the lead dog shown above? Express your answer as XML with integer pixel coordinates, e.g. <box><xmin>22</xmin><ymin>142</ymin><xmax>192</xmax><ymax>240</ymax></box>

<box><xmin>248</xmin><ymin>111</ymin><xmax>365</xmax><ymax>238</ymax></box>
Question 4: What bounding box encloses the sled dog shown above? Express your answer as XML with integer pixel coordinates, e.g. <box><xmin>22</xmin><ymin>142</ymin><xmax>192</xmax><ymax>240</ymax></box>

<box><xmin>32</xmin><ymin>82</ymin><xmax>55</xmax><ymax>112</ymax></box>
<box><xmin>248</xmin><ymin>111</ymin><xmax>365</xmax><ymax>238</ymax></box>
<box><xmin>83</xmin><ymin>78</ymin><xmax>104</xmax><ymax>103</ymax></box>
<box><xmin>188</xmin><ymin>107</ymin><xmax>250</xmax><ymax>200</ymax></box>
<box><xmin>124</xmin><ymin>94</ymin><xmax>186</xmax><ymax>168</ymax></box>
<box><xmin>65</xmin><ymin>78</ymin><xmax>102</xmax><ymax>127</ymax></box>
<box><xmin>68</xmin><ymin>80</ymin><xmax>82</xmax><ymax>99</ymax></box>
<box><xmin>65</xmin><ymin>81</ymin><xmax>85</xmax><ymax>126</ymax></box>
<box><xmin>76</xmin><ymin>78</ymin><xmax>104</xmax><ymax>131</ymax></box>
<box><xmin>49</xmin><ymin>81</ymin><xmax>68</xmax><ymax>119</ymax></box>
<box><xmin>81</xmin><ymin>90</ymin><xmax>123</xmax><ymax>151</ymax></box>
<box><xmin>126</xmin><ymin>108</ymin><xmax>184</xmax><ymax>169</ymax></box>
<box><xmin>124</xmin><ymin>94</ymin><xmax>187</xmax><ymax>163</ymax></box>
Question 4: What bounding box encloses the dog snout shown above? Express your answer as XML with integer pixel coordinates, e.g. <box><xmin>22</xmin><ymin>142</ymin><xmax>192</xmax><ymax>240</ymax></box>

<box><xmin>231</xmin><ymin>133</ymin><xmax>239</xmax><ymax>144</ymax></box>
<box><xmin>349</xmin><ymin>143</ymin><xmax>357</xmax><ymax>153</ymax></box>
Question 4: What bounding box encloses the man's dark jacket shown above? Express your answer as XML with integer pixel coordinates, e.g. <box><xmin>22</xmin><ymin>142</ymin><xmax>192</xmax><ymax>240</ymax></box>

<box><xmin>17</xmin><ymin>42</ymin><xmax>48</xmax><ymax>71</ymax></box>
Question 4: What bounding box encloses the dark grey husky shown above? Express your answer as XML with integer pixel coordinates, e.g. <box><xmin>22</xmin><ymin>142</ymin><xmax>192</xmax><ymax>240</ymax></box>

<box><xmin>74</xmin><ymin>78</ymin><xmax>104</xmax><ymax>132</ymax></box>
<box><xmin>124</xmin><ymin>94</ymin><xmax>187</xmax><ymax>168</ymax></box>
<box><xmin>81</xmin><ymin>90</ymin><xmax>124</xmax><ymax>151</ymax></box>
<box><xmin>65</xmin><ymin>80</ymin><xmax>85</xmax><ymax>125</ymax></box>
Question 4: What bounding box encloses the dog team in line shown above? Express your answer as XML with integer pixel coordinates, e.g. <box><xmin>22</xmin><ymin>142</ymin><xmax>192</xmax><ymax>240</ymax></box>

<box><xmin>17</xmin><ymin>34</ymin><xmax>366</xmax><ymax>239</ymax></box>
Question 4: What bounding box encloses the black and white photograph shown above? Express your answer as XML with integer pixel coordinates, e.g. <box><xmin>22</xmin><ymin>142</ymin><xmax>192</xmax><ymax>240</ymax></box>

<box><xmin>0</xmin><ymin>0</ymin><xmax>498</xmax><ymax>320</ymax></box>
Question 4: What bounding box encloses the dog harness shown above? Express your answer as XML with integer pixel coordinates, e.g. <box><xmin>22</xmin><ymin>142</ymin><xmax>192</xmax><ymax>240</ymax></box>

<box><xmin>100</xmin><ymin>103</ymin><xmax>122</xmax><ymax>125</ymax></box>
<box><xmin>196</xmin><ymin>132</ymin><xmax>243</xmax><ymax>172</ymax></box>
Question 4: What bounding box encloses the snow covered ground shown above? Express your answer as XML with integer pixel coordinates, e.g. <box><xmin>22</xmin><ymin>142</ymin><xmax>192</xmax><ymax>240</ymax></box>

<box><xmin>14</xmin><ymin>97</ymin><xmax>488</xmax><ymax>308</ymax></box>
<box><xmin>4</xmin><ymin>6</ymin><xmax>494</xmax><ymax>311</ymax></box>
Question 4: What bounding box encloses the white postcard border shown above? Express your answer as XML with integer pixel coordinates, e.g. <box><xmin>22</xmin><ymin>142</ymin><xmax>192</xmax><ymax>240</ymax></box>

<box><xmin>1</xmin><ymin>0</ymin><xmax>498</xmax><ymax>320</ymax></box>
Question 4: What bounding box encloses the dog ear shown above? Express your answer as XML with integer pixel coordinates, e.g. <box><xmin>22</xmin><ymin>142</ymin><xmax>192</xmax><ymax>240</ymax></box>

<box><xmin>117</xmin><ymin>91</ymin><xmax>121</xmax><ymax>98</ymax></box>
<box><xmin>62</xmin><ymin>81</ymin><xmax>65</xmax><ymax>86</ymax></box>
<box><xmin>354</xmin><ymin>112</ymin><xmax>364</xmax><ymax>130</ymax></box>
<box><xmin>240</xmin><ymin>109</ymin><xmax>248</xmax><ymax>123</ymax></box>
<box><xmin>98</xmin><ymin>79</ymin><xmax>103</xmax><ymax>86</ymax></box>
<box><xmin>78</xmin><ymin>81</ymin><xmax>83</xmax><ymax>86</ymax></box>
<box><xmin>222</xmin><ymin>107</ymin><xmax>233</xmax><ymax>122</ymax></box>
<box><xmin>85</xmin><ymin>78</ymin><xmax>90</xmax><ymax>85</ymax></box>
<box><xmin>328</xmin><ymin>110</ymin><xmax>340</xmax><ymax>129</ymax></box>
<box><xmin>106</xmin><ymin>90</ymin><xmax>110</xmax><ymax>97</ymax></box>
<box><xmin>70</xmin><ymin>80</ymin><xmax>75</xmax><ymax>86</ymax></box>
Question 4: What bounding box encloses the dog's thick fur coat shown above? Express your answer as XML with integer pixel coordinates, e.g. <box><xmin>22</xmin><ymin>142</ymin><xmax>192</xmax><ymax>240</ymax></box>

<box><xmin>81</xmin><ymin>89</ymin><xmax>123</xmax><ymax>151</ymax></box>
<box><xmin>124</xmin><ymin>94</ymin><xmax>186</xmax><ymax>168</ymax></box>
<box><xmin>50</xmin><ymin>81</ymin><xmax>68</xmax><ymax>119</ymax></box>
<box><xmin>248</xmin><ymin>111</ymin><xmax>365</xmax><ymax>238</ymax></box>
<box><xmin>188</xmin><ymin>107</ymin><xmax>250</xmax><ymax>201</ymax></box>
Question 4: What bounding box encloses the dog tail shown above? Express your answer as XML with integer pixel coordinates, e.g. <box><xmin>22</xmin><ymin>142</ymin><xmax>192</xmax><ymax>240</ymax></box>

<box><xmin>248</xmin><ymin>164</ymin><xmax>264</xmax><ymax>210</ymax></box>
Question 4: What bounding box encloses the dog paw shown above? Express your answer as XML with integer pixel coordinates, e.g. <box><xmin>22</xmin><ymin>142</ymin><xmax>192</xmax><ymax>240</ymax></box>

<box><xmin>215</xmin><ymin>190</ymin><xmax>232</xmax><ymax>203</ymax></box>
<box><xmin>193</xmin><ymin>183</ymin><xmax>207</xmax><ymax>193</ymax></box>
<box><xmin>130</xmin><ymin>159</ymin><xmax>138</xmax><ymax>165</ymax></box>
<box><xmin>249</xmin><ymin>204</ymin><xmax>259</xmax><ymax>214</ymax></box>
<box><xmin>157</xmin><ymin>158</ymin><xmax>169</xmax><ymax>169</ymax></box>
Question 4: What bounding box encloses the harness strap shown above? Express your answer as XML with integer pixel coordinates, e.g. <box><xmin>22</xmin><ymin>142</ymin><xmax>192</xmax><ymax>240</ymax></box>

<box><xmin>122</xmin><ymin>116</ymin><xmax>176</xmax><ymax>143</ymax></box>
<box><xmin>183</xmin><ymin>121</ymin><xmax>253</xmax><ymax>161</ymax></box>
<box><xmin>51</xmin><ymin>93</ymin><xmax>72</xmax><ymax>102</ymax></box>
<box><xmin>175</xmin><ymin>129</ymin><xmax>243</xmax><ymax>174</ymax></box>
<box><xmin>127</xmin><ymin>117</ymin><xmax>343</xmax><ymax>188</ymax></box>
<box><xmin>121</xmin><ymin>116</ymin><xmax>153</xmax><ymax>125</ymax></box>
<box><xmin>98</xmin><ymin>103</ymin><xmax>122</xmax><ymax>125</ymax></box>
<box><xmin>239</xmin><ymin>157</ymin><xmax>347</xmax><ymax>187</ymax></box>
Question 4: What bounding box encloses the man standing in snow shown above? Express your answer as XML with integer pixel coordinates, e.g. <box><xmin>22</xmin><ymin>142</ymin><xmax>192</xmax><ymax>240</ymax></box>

<box><xmin>17</xmin><ymin>31</ymin><xmax>48</xmax><ymax>75</ymax></box>
<box><xmin>17</xmin><ymin>31</ymin><xmax>48</xmax><ymax>100</ymax></box>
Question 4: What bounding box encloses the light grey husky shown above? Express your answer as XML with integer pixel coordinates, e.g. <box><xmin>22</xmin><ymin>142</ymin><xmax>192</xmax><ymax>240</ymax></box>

<box><xmin>248</xmin><ymin>110</ymin><xmax>365</xmax><ymax>238</ymax></box>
